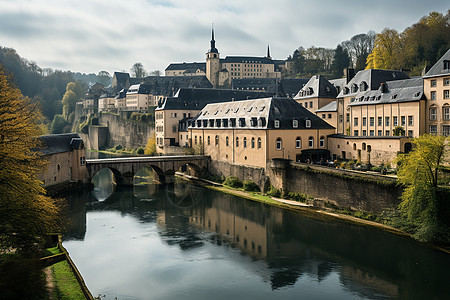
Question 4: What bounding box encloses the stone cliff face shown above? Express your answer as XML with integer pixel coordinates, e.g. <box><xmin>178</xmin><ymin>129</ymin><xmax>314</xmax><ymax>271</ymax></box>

<box><xmin>80</xmin><ymin>113</ymin><xmax>154</xmax><ymax>150</ymax></box>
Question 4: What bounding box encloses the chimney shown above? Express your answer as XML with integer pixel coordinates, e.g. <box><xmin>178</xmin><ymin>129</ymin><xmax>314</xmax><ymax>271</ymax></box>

<box><xmin>379</xmin><ymin>82</ymin><xmax>387</xmax><ymax>93</ymax></box>
<box><xmin>344</xmin><ymin>68</ymin><xmax>355</xmax><ymax>83</ymax></box>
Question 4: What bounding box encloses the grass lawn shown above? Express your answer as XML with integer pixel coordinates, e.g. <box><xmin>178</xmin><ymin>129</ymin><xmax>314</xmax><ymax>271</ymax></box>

<box><xmin>51</xmin><ymin>260</ymin><xmax>85</xmax><ymax>300</ymax></box>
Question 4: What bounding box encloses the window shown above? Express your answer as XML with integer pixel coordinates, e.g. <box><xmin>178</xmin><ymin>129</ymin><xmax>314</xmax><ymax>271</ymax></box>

<box><xmin>319</xmin><ymin>136</ymin><xmax>325</xmax><ymax>148</ymax></box>
<box><xmin>408</xmin><ymin>116</ymin><xmax>414</xmax><ymax>126</ymax></box>
<box><xmin>305</xmin><ymin>102</ymin><xmax>308</xmax><ymax>108</ymax></box>
<box><xmin>354</xmin><ymin>117</ymin><xmax>358</xmax><ymax>126</ymax></box>
<box><xmin>443</xmin><ymin>105</ymin><xmax>450</xmax><ymax>120</ymax></box>
<box><xmin>308</xmin><ymin>136</ymin><xmax>314</xmax><ymax>148</ymax></box>
<box><xmin>378</xmin><ymin>130</ymin><xmax>382</xmax><ymax>136</ymax></box>
<box><xmin>215</xmin><ymin>135</ymin><xmax>219</xmax><ymax>146</ymax></box>
<box><xmin>445</xmin><ymin>78</ymin><xmax>450</xmax><ymax>86</ymax></box>
<box><xmin>207</xmin><ymin>136</ymin><xmax>211</xmax><ymax>145</ymax></box>
<box><xmin>309</xmin><ymin>101</ymin><xmax>313</xmax><ymax>108</ymax></box>
<box><xmin>57</xmin><ymin>164</ymin><xmax>61</xmax><ymax>172</ymax></box>
<box><xmin>369</xmin><ymin>117</ymin><xmax>374</xmax><ymax>126</ymax></box>
<box><xmin>385</xmin><ymin>117</ymin><xmax>390</xmax><ymax>126</ymax></box>
<box><xmin>444</xmin><ymin>90</ymin><xmax>449</xmax><ymax>99</ymax></box>
<box><xmin>339</xmin><ymin>115</ymin><xmax>343</xmax><ymax>123</ymax></box>
<box><xmin>393</xmin><ymin>116</ymin><xmax>398</xmax><ymax>126</ymax></box>
<box><xmin>430</xmin><ymin>107</ymin><xmax>437</xmax><ymax>120</ymax></box>
<box><xmin>362</xmin><ymin>130</ymin><xmax>367</xmax><ymax>136</ymax></box>
<box><xmin>328</xmin><ymin>114</ymin><xmax>332</xmax><ymax>119</ymax></box>
<box><xmin>276</xmin><ymin>138</ymin><xmax>282</xmax><ymax>150</ymax></box>
<box><xmin>346</xmin><ymin>113</ymin><xmax>350</xmax><ymax>123</ymax></box>
<box><xmin>408</xmin><ymin>130</ymin><xmax>413</xmax><ymax>137</ymax></box>
<box><xmin>354</xmin><ymin>130</ymin><xmax>359</xmax><ymax>136</ymax></box>
<box><xmin>385</xmin><ymin>130</ymin><xmax>390</xmax><ymax>136</ymax></box>
<box><xmin>251</xmin><ymin>137</ymin><xmax>255</xmax><ymax>148</ymax></box>
<box><xmin>199</xmin><ymin>136</ymin><xmax>202</xmax><ymax>144</ymax></box>
<box><xmin>80</xmin><ymin>157</ymin><xmax>86</xmax><ymax>166</ymax></box>
<box><xmin>431</xmin><ymin>79</ymin><xmax>437</xmax><ymax>87</ymax></box>
<box><xmin>369</xmin><ymin>130</ymin><xmax>374</xmax><ymax>136</ymax></box>
<box><xmin>257</xmin><ymin>137</ymin><xmax>262</xmax><ymax>149</ymax></box>
<box><xmin>296</xmin><ymin>137</ymin><xmax>301</xmax><ymax>148</ymax></box>
<box><xmin>244</xmin><ymin>137</ymin><xmax>247</xmax><ymax>148</ymax></box>
<box><xmin>401</xmin><ymin>116</ymin><xmax>406</xmax><ymax>126</ymax></box>
<box><xmin>236</xmin><ymin>137</ymin><xmax>239</xmax><ymax>147</ymax></box>
<box><xmin>378</xmin><ymin>117</ymin><xmax>382</xmax><ymax>126</ymax></box>
<box><xmin>431</xmin><ymin>91</ymin><xmax>436</xmax><ymax>100</ymax></box>
<box><xmin>172</xmin><ymin>125</ymin><xmax>177</xmax><ymax>133</ymax></box>
<box><xmin>322</xmin><ymin>114</ymin><xmax>326</xmax><ymax>119</ymax></box>
<box><xmin>292</xmin><ymin>119</ymin><xmax>298</xmax><ymax>128</ymax></box>
<box><xmin>429</xmin><ymin>125</ymin><xmax>437</xmax><ymax>134</ymax></box>
<box><xmin>226</xmin><ymin>136</ymin><xmax>229</xmax><ymax>147</ymax></box>
<box><xmin>274</xmin><ymin>119</ymin><xmax>280</xmax><ymax>128</ymax></box>
<box><xmin>305</xmin><ymin>119</ymin><xmax>311</xmax><ymax>128</ymax></box>
<box><xmin>443</xmin><ymin>126</ymin><xmax>450</xmax><ymax>137</ymax></box>
<box><xmin>362</xmin><ymin>117</ymin><xmax>367</xmax><ymax>126</ymax></box>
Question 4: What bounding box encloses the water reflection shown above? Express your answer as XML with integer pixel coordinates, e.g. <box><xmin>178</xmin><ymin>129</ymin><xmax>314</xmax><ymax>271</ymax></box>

<box><xmin>91</xmin><ymin>168</ymin><xmax>115</xmax><ymax>201</ymax></box>
<box><xmin>63</xmin><ymin>180</ymin><xmax>450</xmax><ymax>300</ymax></box>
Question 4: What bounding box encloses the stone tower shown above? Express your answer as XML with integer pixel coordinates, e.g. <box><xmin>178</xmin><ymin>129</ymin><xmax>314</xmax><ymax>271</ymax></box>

<box><xmin>206</xmin><ymin>27</ymin><xmax>220</xmax><ymax>87</ymax></box>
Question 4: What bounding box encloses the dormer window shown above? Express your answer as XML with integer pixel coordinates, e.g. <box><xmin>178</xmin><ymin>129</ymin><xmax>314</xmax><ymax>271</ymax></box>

<box><xmin>222</xmin><ymin>119</ymin><xmax>228</xmax><ymax>127</ymax></box>
<box><xmin>360</xmin><ymin>81</ymin><xmax>368</xmax><ymax>91</ymax></box>
<box><xmin>305</xmin><ymin>119</ymin><xmax>311</xmax><ymax>128</ymax></box>
<box><xmin>209</xmin><ymin>119</ymin><xmax>214</xmax><ymax>127</ymax></box>
<box><xmin>239</xmin><ymin>118</ymin><xmax>246</xmax><ymax>127</ymax></box>
<box><xmin>216</xmin><ymin>119</ymin><xmax>221</xmax><ymax>127</ymax></box>
<box><xmin>344</xmin><ymin>87</ymin><xmax>349</xmax><ymax>95</ymax></box>
<box><xmin>444</xmin><ymin>60</ymin><xmax>450</xmax><ymax>70</ymax></box>
<box><xmin>203</xmin><ymin>120</ymin><xmax>208</xmax><ymax>127</ymax></box>
<box><xmin>274</xmin><ymin>119</ymin><xmax>280</xmax><ymax>128</ymax></box>
<box><xmin>351</xmin><ymin>84</ymin><xmax>358</xmax><ymax>93</ymax></box>
<box><xmin>230</xmin><ymin>118</ymin><xmax>236</xmax><ymax>127</ymax></box>
<box><xmin>292</xmin><ymin>119</ymin><xmax>298</xmax><ymax>128</ymax></box>
<box><xmin>391</xmin><ymin>94</ymin><xmax>397</xmax><ymax>99</ymax></box>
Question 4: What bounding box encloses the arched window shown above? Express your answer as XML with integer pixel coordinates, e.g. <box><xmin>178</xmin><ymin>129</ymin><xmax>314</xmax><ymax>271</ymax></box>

<box><xmin>195</xmin><ymin>136</ymin><xmax>198</xmax><ymax>145</ymax></box>
<box><xmin>251</xmin><ymin>137</ymin><xmax>255</xmax><ymax>148</ymax></box>
<box><xmin>362</xmin><ymin>142</ymin><xmax>366</xmax><ymax>151</ymax></box>
<box><xmin>274</xmin><ymin>119</ymin><xmax>280</xmax><ymax>128</ymax></box>
<box><xmin>199</xmin><ymin>136</ymin><xmax>202</xmax><ymax>144</ymax></box>
<box><xmin>430</xmin><ymin>106</ymin><xmax>437</xmax><ymax>120</ymax></box>
<box><xmin>296</xmin><ymin>137</ymin><xmax>301</xmax><ymax>149</ymax></box>
<box><xmin>236</xmin><ymin>137</ymin><xmax>239</xmax><ymax>147</ymax></box>
<box><xmin>244</xmin><ymin>137</ymin><xmax>247</xmax><ymax>148</ymax></box>
<box><xmin>319</xmin><ymin>136</ymin><xmax>325</xmax><ymax>148</ymax></box>
<box><xmin>308</xmin><ymin>136</ymin><xmax>314</xmax><ymax>148</ymax></box>
<box><xmin>57</xmin><ymin>164</ymin><xmax>61</xmax><ymax>172</ymax></box>
<box><xmin>226</xmin><ymin>136</ymin><xmax>229</xmax><ymax>147</ymax></box>
<box><xmin>207</xmin><ymin>136</ymin><xmax>210</xmax><ymax>145</ymax></box>
<box><xmin>276</xmin><ymin>138</ymin><xmax>282</xmax><ymax>150</ymax></box>
<box><xmin>215</xmin><ymin>135</ymin><xmax>219</xmax><ymax>146</ymax></box>
<box><xmin>353</xmin><ymin>143</ymin><xmax>356</xmax><ymax>150</ymax></box>
<box><xmin>257</xmin><ymin>137</ymin><xmax>262</xmax><ymax>149</ymax></box>
<box><xmin>443</xmin><ymin>104</ymin><xmax>450</xmax><ymax>120</ymax></box>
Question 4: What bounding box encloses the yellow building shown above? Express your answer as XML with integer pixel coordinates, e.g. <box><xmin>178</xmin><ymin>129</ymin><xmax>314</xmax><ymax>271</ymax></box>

<box><xmin>423</xmin><ymin>48</ymin><xmax>450</xmax><ymax>136</ymax></box>
<box><xmin>188</xmin><ymin>97</ymin><xmax>335</xmax><ymax>167</ymax></box>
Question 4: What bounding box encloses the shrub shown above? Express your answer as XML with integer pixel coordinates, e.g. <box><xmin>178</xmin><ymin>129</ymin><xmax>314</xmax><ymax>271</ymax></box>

<box><xmin>243</xmin><ymin>180</ymin><xmax>260</xmax><ymax>192</ymax></box>
<box><xmin>223</xmin><ymin>176</ymin><xmax>243</xmax><ymax>188</ymax></box>
<box><xmin>115</xmin><ymin>145</ymin><xmax>123</xmax><ymax>150</ymax></box>
<box><xmin>267</xmin><ymin>185</ymin><xmax>281</xmax><ymax>197</ymax></box>
<box><xmin>136</xmin><ymin>148</ymin><xmax>145</xmax><ymax>155</ymax></box>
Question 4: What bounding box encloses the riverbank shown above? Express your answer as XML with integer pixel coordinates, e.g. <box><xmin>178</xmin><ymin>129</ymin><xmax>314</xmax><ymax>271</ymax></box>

<box><xmin>177</xmin><ymin>173</ymin><xmax>450</xmax><ymax>254</ymax></box>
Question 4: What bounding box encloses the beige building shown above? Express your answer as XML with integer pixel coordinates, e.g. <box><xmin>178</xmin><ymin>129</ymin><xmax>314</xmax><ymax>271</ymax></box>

<box><xmin>294</xmin><ymin>75</ymin><xmax>339</xmax><ymax>115</ymax></box>
<box><xmin>38</xmin><ymin>133</ymin><xmax>87</xmax><ymax>187</ymax></box>
<box><xmin>423</xmin><ymin>48</ymin><xmax>450</xmax><ymax>136</ymax></box>
<box><xmin>188</xmin><ymin>97</ymin><xmax>335</xmax><ymax>168</ymax></box>
<box><xmin>125</xmin><ymin>84</ymin><xmax>151</xmax><ymax>112</ymax></box>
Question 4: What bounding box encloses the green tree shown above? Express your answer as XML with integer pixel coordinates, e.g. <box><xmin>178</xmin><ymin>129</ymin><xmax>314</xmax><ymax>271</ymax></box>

<box><xmin>97</xmin><ymin>70</ymin><xmax>112</xmax><ymax>86</ymax></box>
<box><xmin>61</xmin><ymin>81</ymin><xmax>83</xmax><ymax>120</ymax></box>
<box><xmin>396</xmin><ymin>134</ymin><xmax>449</xmax><ymax>243</ymax></box>
<box><xmin>332</xmin><ymin>44</ymin><xmax>351</xmax><ymax>77</ymax></box>
<box><xmin>50</xmin><ymin>114</ymin><xmax>69</xmax><ymax>134</ymax></box>
<box><xmin>392</xmin><ymin>126</ymin><xmax>405</xmax><ymax>136</ymax></box>
<box><xmin>0</xmin><ymin>65</ymin><xmax>60</xmax><ymax>256</ymax></box>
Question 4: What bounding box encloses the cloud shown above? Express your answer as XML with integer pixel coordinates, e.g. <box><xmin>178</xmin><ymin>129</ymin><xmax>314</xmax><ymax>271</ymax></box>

<box><xmin>0</xmin><ymin>0</ymin><xmax>448</xmax><ymax>75</ymax></box>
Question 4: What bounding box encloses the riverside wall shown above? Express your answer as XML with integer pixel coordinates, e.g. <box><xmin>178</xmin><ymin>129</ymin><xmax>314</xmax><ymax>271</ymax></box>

<box><xmin>209</xmin><ymin>159</ymin><xmax>402</xmax><ymax>213</ymax></box>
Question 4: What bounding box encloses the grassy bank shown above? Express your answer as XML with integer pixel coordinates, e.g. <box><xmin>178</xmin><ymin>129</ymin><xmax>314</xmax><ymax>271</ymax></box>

<box><xmin>50</xmin><ymin>259</ymin><xmax>85</xmax><ymax>299</ymax></box>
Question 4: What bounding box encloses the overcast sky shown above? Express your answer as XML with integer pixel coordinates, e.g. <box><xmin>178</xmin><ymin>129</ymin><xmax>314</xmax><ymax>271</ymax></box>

<box><xmin>0</xmin><ymin>0</ymin><xmax>448</xmax><ymax>76</ymax></box>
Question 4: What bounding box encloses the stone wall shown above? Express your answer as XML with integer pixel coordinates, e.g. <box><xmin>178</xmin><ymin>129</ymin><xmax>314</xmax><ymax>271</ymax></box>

<box><xmin>268</xmin><ymin>161</ymin><xmax>402</xmax><ymax>213</ymax></box>
<box><xmin>209</xmin><ymin>160</ymin><xmax>268</xmax><ymax>191</ymax></box>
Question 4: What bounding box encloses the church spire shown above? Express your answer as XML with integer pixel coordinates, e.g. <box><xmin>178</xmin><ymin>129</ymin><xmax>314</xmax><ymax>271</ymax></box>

<box><xmin>209</xmin><ymin>24</ymin><xmax>218</xmax><ymax>53</ymax></box>
<box><xmin>267</xmin><ymin>44</ymin><xmax>271</xmax><ymax>59</ymax></box>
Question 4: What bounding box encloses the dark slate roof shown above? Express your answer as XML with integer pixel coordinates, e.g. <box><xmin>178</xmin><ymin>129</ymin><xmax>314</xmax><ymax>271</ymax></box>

<box><xmin>294</xmin><ymin>75</ymin><xmax>338</xmax><ymax>99</ymax></box>
<box><xmin>165</xmin><ymin>62</ymin><xmax>206</xmax><ymax>72</ymax></box>
<box><xmin>38</xmin><ymin>133</ymin><xmax>84</xmax><ymax>155</ymax></box>
<box><xmin>127</xmin><ymin>84</ymin><xmax>153</xmax><ymax>95</ymax></box>
<box><xmin>221</xmin><ymin>56</ymin><xmax>274</xmax><ymax>64</ymax></box>
<box><xmin>316</xmin><ymin>101</ymin><xmax>337</xmax><ymax>112</ymax></box>
<box><xmin>142</xmin><ymin>76</ymin><xmax>213</xmax><ymax>97</ymax></box>
<box><xmin>191</xmin><ymin>97</ymin><xmax>334</xmax><ymax>130</ymax></box>
<box><xmin>156</xmin><ymin>88</ymin><xmax>273</xmax><ymax>111</ymax></box>
<box><xmin>115</xmin><ymin>89</ymin><xmax>127</xmax><ymax>99</ymax></box>
<box><xmin>424</xmin><ymin>49</ymin><xmax>450</xmax><ymax>78</ymax></box>
<box><xmin>337</xmin><ymin>69</ymin><xmax>410</xmax><ymax>98</ymax></box>
<box><xmin>113</xmin><ymin>72</ymin><xmax>130</xmax><ymax>83</ymax></box>
<box><xmin>348</xmin><ymin>77</ymin><xmax>424</xmax><ymax>107</ymax></box>
<box><xmin>328</xmin><ymin>78</ymin><xmax>347</xmax><ymax>92</ymax></box>
<box><xmin>232</xmin><ymin>78</ymin><xmax>308</xmax><ymax>97</ymax></box>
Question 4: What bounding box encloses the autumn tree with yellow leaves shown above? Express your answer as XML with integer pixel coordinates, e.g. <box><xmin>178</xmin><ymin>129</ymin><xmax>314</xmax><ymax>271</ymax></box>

<box><xmin>0</xmin><ymin>65</ymin><xmax>60</xmax><ymax>256</ymax></box>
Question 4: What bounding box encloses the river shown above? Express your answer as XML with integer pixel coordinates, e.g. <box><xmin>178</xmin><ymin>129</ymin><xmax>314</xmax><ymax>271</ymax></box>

<box><xmin>62</xmin><ymin>174</ymin><xmax>450</xmax><ymax>299</ymax></box>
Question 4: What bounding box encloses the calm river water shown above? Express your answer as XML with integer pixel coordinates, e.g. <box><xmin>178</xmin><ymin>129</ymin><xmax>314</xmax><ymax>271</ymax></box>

<box><xmin>63</xmin><ymin>177</ymin><xmax>450</xmax><ymax>300</ymax></box>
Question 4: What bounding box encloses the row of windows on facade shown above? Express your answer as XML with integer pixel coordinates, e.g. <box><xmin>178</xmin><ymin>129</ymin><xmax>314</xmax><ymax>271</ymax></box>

<box><xmin>430</xmin><ymin>90</ymin><xmax>450</xmax><ymax>100</ymax></box>
<box><xmin>189</xmin><ymin>118</ymin><xmax>311</xmax><ymax>129</ymax></box>
<box><xmin>299</xmin><ymin>101</ymin><xmax>314</xmax><ymax>109</ymax></box>
<box><xmin>429</xmin><ymin>125</ymin><xmax>450</xmax><ymax>136</ymax></box>
<box><xmin>350</xmin><ymin>91</ymin><xmax>421</xmax><ymax>102</ymax></box>
<box><xmin>353</xmin><ymin>115</ymin><xmax>414</xmax><ymax>127</ymax></box>
<box><xmin>429</xmin><ymin>105</ymin><xmax>450</xmax><ymax>120</ymax></box>
<box><xmin>430</xmin><ymin>77</ymin><xmax>450</xmax><ymax>87</ymax></box>
<box><xmin>234</xmin><ymin>86</ymin><xmax>266</xmax><ymax>91</ymax></box>
<box><xmin>353</xmin><ymin>129</ymin><xmax>414</xmax><ymax>137</ymax></box>
<box><xmin>193</xmin><ymin>135</ymin><xmax>324</xmax><ymax>149</ymax></box>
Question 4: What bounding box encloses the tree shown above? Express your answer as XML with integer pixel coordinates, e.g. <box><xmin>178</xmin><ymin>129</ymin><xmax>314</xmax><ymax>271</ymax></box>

<box><xmin>97</xmin><ymin>70</ymin><xmax>112</xmax><ymax>86</ymax></box>
<box><xmin>148</xmin><ymin>70</ymin><xmax>161</xmax><ymax>77</ymax></box>
<box><xmin>342</xmin><ymin>32</ymin><xmax>375</xmax><ymax>70</ymax></box>
<box><xmin>396</xmin><ymin>134</ymin><xmax>449</xmax><ymax>243</ymax></box>
<box><xmin>50</xmin><ymin>114</ymin><xmax>69</xmax><ymax>134</ymax></box>
<box><xmin>144</xmin><ymin>134</ymin><xmax>157</xmax><ymax>155</ymax></box>
<box><xmin>61</xmin><ymin>81</ymin><xmax>83</xmax><ymax>120</ymax></box>
<box><xmin>365</xmin><ymin>28</ymin><xmax>402</xmax><ymax>70</ymax></box>
<box><xmin>392</xmin><ymin>126</ymin><xmax>405</xmax><ymax>136</ymax></box>
<box><xmin>0</xmin><ymin>65</ymin><xmax>60</xmax><ymax>256</ymax></box>
<box><xmin>331</xmin><ymin>44</ymin><xmax>350</xmax><ymax>77</ymax></box>
<box><xmin>131</xmin><ymin>62</ymin><xmax>147</xmax><ymax>78</ymax></box>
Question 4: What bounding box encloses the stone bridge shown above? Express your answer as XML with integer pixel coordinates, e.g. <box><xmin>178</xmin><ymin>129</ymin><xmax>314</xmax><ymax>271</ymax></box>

<box><xmin>86</xmin><ymin>155</ymin><xmax>211</xmax><ymax>185</ymax></box>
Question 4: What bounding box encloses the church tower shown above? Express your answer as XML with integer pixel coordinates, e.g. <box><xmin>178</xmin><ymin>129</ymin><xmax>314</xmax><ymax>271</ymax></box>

<box><xmin>206</xmin><ymin>27</ymin><xmax>220</xmax><ymax>87</ymax></box>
